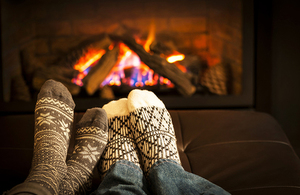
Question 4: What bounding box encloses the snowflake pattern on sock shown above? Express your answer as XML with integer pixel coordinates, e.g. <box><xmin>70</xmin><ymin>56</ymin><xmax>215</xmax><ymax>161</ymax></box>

<box><xmin>59</xmin><ymin>108</ymin><xmax>108</xmax><ymax>195</ymax></box>
<box><xmin>130</xmin><ymin>106</ymin><xmax>181</xmax><ymax>174</ymax></box>
<box><xmin>25</xmin><ymin>97</ymin><xmax>74</xmax><ymax>194</ymax></box>
<box><xmin>77</xmin><ymin>143</ymin><xmax>100</xmax><ymax>163</ymax></box>
<box><xmin>99</xmin><ymin>115</ymin><xmax>140</xmax><ymax>177</ymax></box>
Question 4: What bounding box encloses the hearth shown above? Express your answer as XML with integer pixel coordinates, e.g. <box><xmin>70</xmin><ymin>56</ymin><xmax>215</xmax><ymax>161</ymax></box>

<box><xmin>1</xmin><ymin>0</ymin><xmax>254</xmax><ymax>113</ymax></box>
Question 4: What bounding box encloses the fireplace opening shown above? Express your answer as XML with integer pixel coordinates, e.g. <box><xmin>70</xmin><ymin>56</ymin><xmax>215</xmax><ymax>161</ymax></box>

<box><xmin>1</xmin><ymin>0</ymin><xmax>254</xmax><ymax>112</ymax></box>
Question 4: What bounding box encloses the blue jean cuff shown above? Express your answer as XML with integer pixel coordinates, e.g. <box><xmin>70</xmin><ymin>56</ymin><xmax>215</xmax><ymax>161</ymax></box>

<box><xmin>148</xmin><ymin>159</ymin><xmax>183</xmax><ymax>176</ymax></box>
<box><xmin>106</xmin><ymin>160</ymin><xmax>144</xmax><ymax>176</ymax></box>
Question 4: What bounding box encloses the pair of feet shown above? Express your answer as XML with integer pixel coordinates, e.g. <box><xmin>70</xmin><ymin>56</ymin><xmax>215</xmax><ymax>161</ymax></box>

<box><xmin>22</xmin><ymin>80</ymin><xmax>107</xmax><ymax>195</ymax></box>
<box><xmin>100</xmin><ymin>90</ymin><xmax>181</xmax><ymax>177</ymax></box>
<box><xmin>20</xmin><ymin>80</ymin><xmax>181</xmax><ymax>195</ymax></box>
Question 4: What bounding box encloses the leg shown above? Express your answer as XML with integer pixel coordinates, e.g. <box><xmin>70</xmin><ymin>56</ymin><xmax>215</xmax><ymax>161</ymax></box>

<box><xmin>127</xmin><ymin>89</ymin><xmax>181</xmax><ymax>175</ymax></box>
<box><xmin>92</xmin><ymin>98</ymin><xmax>150</xmax><ymax>195</ymax></box>
<box><xmin>59</xmin><ymin>108</ymin><xmax>108</xmax><ymax>195</ymax></box>
<box><xmin>148</xmin><ymin>159</ymin><xmax>230</xmax><ymax>195</ymax></box>
<box><xmin>91</xmin><ymin>160</ymin><xmax>149</xmax><ymax>195</ymax></box>
<box><xmin>128</xmin><ymin>89</ymin><xmax>230</xmax><ymax>195</ymax></box>
<box><xmin>6</xmin><ymin>80</ymin><xmax>75</xmax><ymax>195</ymax></box>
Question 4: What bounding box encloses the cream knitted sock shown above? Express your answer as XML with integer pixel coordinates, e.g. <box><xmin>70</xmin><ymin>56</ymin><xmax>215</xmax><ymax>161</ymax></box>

<box><xmin>128</xmin><ymin>89</ymin><xmax>181</xmax><ymax>175</ymax></box>
<box><xmin>98</xmin><ymin>98</ymin><xmax>140</xmax><ymax>178</ymax></box>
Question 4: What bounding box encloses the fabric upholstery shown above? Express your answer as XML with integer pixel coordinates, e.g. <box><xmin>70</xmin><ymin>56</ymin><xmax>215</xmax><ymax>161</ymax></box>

<box><xmin>169</xmin><ymin>110</ymin><xmax>300</xmax><ymax>194</ymax></box>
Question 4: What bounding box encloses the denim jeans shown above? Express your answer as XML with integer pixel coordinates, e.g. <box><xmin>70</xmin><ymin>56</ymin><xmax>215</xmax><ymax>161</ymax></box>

<box><xmin>91</xmin><ymin>159</ymin><xmax>230</xmax><ymax>195</ymax></box>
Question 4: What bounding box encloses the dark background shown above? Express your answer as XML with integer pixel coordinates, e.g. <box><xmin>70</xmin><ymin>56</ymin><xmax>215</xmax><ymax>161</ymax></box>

<box><xmin>255</xmin><ymin>0</ymin><xmax>300</xmax><ymax>155</ymax></box>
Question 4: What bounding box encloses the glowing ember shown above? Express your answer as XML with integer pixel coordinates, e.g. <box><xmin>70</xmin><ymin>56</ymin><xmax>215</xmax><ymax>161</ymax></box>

<box><xmin>167</xmin><ymin>54</ymin><xmax>185</xmax><ymax>63</ymax></box>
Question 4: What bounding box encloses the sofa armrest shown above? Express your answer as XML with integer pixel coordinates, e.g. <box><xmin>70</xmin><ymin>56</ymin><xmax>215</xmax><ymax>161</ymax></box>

<box><xmin>169</xmin><ymin>110</ymin><xmax>300</xmax><ymax>195</ymax></box>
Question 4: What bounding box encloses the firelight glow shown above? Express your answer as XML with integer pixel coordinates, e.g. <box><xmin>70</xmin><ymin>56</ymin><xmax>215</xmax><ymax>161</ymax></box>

<box><xmin>72</xmin><ymin>24</ymin><xmax>187</xmax><ymax>89</ymax></box>
<box><xmin>72</xmin><ymin>49</ymin><xmax>106</xmax><ymax>86</ymax></box>
<box><xmin>100</xmin><ymin>42</ymin><xmax>157</xmax><ymax>88</ymax></box>
<box><xmin>74</xmin><ymin>49</ymin><xmax>106</xmax><ymax>72</ymax></box>
<box><xmin>166</xmin><ymin>54</ymin><xmax>185</xmax><ymax>63</ymax></box>
<box><xmin>143</xmin><ymin>22</ymin><xmax>156</xmax><ymax>52</ymax></box>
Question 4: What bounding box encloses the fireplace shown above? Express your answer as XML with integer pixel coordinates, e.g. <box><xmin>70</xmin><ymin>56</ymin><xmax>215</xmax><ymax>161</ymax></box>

<box><xmin>1</xmin><ymin>0</ymin><xmax>254</xmax><ymax>113</ymax></box>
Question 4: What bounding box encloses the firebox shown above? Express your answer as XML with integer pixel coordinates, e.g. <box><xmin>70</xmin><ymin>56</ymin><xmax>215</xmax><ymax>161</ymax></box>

<box><xmin>1</xmin><ymin>0</ymin><xmax>254</xmax><ymax>113</ymax></box>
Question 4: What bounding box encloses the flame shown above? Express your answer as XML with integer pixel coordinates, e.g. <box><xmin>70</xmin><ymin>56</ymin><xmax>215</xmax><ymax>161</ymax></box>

<box><xmin>100</xmin><ymin>41</ymin><xmax>169</xmax><ymax>88</ymax></box>
<box><xmin>72</xmin><ymin>23</ymin><xmax>188</xmax><ymax>90</ymax></box>
<box><xmin>72</xmin><ymin>49</ymin><xmax>106</xmax><ymax>86</ymax></box>
<box><xmin>74</xmin><ymin>49</ymin><xmax>106</xmax><ymax>72</ymax></box>
<box><xmin>144</xmin><ymin>21</ymin><xmax>156</xmax><ymax>52</ymax></box>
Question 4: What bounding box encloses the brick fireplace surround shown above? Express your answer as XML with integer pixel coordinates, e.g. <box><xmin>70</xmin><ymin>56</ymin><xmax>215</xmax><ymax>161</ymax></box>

<box><xmin>1</xmin><ymin>0</ymin><xmax>254</xmax><ymax>112</ymax></box>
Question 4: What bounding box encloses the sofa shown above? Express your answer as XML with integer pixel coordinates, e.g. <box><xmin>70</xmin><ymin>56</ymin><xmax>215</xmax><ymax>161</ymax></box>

<box><xmin>1</xmin><ymin>110</ymin><xmax>300</xmax><ymax>194</ymax></box>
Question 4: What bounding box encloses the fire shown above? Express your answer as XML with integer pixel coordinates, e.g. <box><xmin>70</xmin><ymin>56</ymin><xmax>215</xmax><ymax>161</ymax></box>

<box><xmin>74</xmin><ymin>49</ymin><xmax>106</xmax><ymax>72</ymax></box>
<box><xmin>143</xmin><ymin>21</ymin><xmax>156</xmax><ymax>52</ymax></box>
<box><xmin>101</xmin><ymin>42</ymin><xmax>145</xmax><ymax>87</ymax></box>
<box><xmin>166</xmin><ymin>54</ymin><xmax>185</xmax><ymax>63</ymax></box>
<box><xmin>100</xmin><ymin>41</ymin><xmax>182</xmax><ymax>88</ymax></box>
<box><xmin>72</xmin><ymin>49</ymin><xmax>106</xmax><ymax>86</ymax></box>
<box><xmin>72</xmin><ymin>25</ymin><xmax>187</xmax><ymax>90</ymax></box>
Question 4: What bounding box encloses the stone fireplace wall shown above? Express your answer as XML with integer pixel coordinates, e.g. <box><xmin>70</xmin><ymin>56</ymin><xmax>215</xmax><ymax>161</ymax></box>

<box><xmin>1</xmin><ymin>0</ymin><xmax>242</xmax><ymax>102</ymax></box>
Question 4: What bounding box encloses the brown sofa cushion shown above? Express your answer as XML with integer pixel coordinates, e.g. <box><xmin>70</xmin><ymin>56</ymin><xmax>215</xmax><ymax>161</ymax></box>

<box><xmin>169</xmin><ymin>110</ymin><xmax>300</xmax><ymax>194</ymax></box>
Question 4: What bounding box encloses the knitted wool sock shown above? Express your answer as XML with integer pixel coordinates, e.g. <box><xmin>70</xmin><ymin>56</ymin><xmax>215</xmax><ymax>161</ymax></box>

<box><xmin>59</xmin><ymin>108</ymin><xmax>108</xmax><ymax>195</ymax></box>
<box><xmin>99</xmin><ymin>98</ymin><xmax>140</xmax><ymax>177</ymax></box>
<box><xmin>24</xmin><ymin>79</ymin><xmax>75</xmax><ymax>194</ymax></box>
<box><xmin>128</xmin><ymin>89</ymin><xmax>181</xmax><ymax>175</ymax></box>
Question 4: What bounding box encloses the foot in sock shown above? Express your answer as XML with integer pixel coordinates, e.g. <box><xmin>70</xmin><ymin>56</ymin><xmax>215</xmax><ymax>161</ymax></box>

<box><xmin>59</xmin><ymin>108</ymin><xmax>108</xmax><ymax>195</ymax></box>
<box><xmin>99</xmin><ymin>98</ymin><xmax>140</xmax><ymax>178</ymax></box>
<box><xmin>24</xmin><ymin>79</ymin><xmax>75</xmax><ymax>194</ymax></box>
<box><xmin>128</xmin><ymin>89</ymin><xmax>181</xmax><ymax>175</ymax></box>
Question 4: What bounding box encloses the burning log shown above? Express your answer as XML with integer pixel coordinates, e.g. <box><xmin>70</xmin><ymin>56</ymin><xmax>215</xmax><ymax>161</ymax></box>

<box><xmin>11</xmin><ymin>74</ymin><xmax>31</xmax><ymax>101</ymax></box>
<box><xmin>82</xmin><ymin>46</ymin><xmax>119</xmax><ymax>95</ymax></box>
<box><xmin>109</xmin><ymin>27</ymin><xmax>196</xmax><ymax>96</ymax></box>
<box><xmin>100</xmin><ymin>85</ymin><xmax>115</xmax><ymax>99</ymax></box>
<box><xmin>21</xmin><ymin>48</ymin><xmax>45</xmax><ymax>88</ymax></box>
<box><xmin>32</xmin><ymin>66</ymin><xmax>80</xmax><ymax>95</ymax></box>
<box><xmin>150</xmin><ymin>40</ymin><xmax>175</xmax><ymax>56</ymax></box>
<box><xmin>58</xmin><ymin>34</ymin><xmax>112</xmax><ymax>68</ymax></box>
<box><xmin>21</xmin><ymin>47</ymin><xmax>80</xmax><ymax>95</ymax></box>
<box><xmin>180</xmin><ymin>55</ymin><xmax>203</xmax><ymax>85</ymax></box>
<box><xmin>20</xmin><ymin>35</ymin><xmax>113</xmax><ymax>96</ymax></box>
